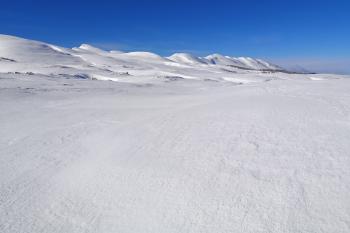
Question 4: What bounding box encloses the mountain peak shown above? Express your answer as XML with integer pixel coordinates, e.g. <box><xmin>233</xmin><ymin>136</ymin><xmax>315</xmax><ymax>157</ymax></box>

<box><xmin>168</xmin><ymin>53</ymin><xmax>207</xmax><ymax>64</ymax></box>
<box><xmin>75</xmin><ymin>44</ymin><xmax>107</xmax><ymax>54</ymax></box>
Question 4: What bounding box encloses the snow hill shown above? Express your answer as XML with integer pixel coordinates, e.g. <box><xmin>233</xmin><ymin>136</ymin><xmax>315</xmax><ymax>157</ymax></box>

<box><xmin>167</xmin><ymin>53</ymin><xmax>208</xmax><ymax>65</ymax></box>
<box><xmin>0</xmin><ymin>34</ymin><xmax>290</xmax><ymax>82</ymax></box>
<box><xmin>0</xmin><ymin>35</ymin><xmax>80</xmax><ymax>65</ymax></box>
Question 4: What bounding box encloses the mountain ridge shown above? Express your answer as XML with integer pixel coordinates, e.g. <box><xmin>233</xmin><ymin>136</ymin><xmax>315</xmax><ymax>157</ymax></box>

<box><xmin>0</xmin><ymin>34</ymin><xmax>310</xmax><ymax>82</ymax></box>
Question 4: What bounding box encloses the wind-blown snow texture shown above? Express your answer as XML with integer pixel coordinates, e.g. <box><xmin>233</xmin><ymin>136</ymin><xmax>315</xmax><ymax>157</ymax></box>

<box><xmin>1</xmin><ymin>35</ymin><xmax>350</xmax><ymax>233</ymax></box>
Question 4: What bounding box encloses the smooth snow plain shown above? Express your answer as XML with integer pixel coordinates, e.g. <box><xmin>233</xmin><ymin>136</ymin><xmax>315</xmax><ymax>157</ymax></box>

<box><xmin>1</xmin><ymin>35</ymin><xmax>350</xmax><ymax>233</ymax></box>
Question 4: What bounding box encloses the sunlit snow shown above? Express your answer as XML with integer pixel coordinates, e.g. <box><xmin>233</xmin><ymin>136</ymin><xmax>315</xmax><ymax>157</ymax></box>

<box><xmin>1</xmin><ymin>34</ymin><xmax>350</xmax><ymax>233</ymax></box>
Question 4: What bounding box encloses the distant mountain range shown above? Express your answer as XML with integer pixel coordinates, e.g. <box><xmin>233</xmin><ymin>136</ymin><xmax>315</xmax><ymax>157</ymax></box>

<box><xmin>0</xmin><ymin>34</ymin><xmax>311</xmax><ymax>82</ymax></box>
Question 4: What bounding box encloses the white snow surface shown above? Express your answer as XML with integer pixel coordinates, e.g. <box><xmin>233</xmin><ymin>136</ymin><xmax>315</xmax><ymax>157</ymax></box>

<box><xmin>1</xmin><ymin>34</ymin><xmax>350</xmax><ymax>233</ymax></box>
<box><xmin>167</xmin><ymin>53</ymin><xmax>208</xmax><ymax>65</ymax></box>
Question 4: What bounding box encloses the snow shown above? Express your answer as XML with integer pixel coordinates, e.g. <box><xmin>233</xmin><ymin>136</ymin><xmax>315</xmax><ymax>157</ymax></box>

<box><xmin>204</xmin><ymin>54</ymin><xmax>282</xmax><ymax>71</ymax></box>
<box><xmin>124</xmin><ymin>51</ymin><xmax>165</xmax><ymax>60</ymax></box>
<box><xmin>1</xmin><ymin>34</ymin><xmax>350</xmax><ymax>233</ymax></box>
<box><xmin>309</xmin><ymin>76</ymin><xmax>324</xmax><ymax>81</ymax></box>
<box><xmin>168</xmin><ymin>53</ymin><xmax>207</xmax><ymax>65</ymax></box>
<box><xmin>205</xmin><ymin>53</ymin><xmax>239</xmax><ymax>65</ymax></box>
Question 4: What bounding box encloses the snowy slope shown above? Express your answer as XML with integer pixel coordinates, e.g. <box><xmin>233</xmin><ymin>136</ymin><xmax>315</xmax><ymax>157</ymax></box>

<box><xmin>0</xmin><ymin>35</ymin><xmax>75</xmax><ymax>63</ymax></box>
<box><xmin>206</xmin><ymin>53</ymin><xmax>239</xmax><ymax>65</ymax></box>
<box><xmin>1</xmin><ymin>34</ymin><xmax>350</xmax><ymax>233</ymax></box>
<box><xmin>74</xmin><ymin>43</ymin><xmax>112</xmax><ymax>54</ymax></box>
<box><xmin>205</xmin><ymin>53</ymin><xmax>283</xmax><ymax>70</ymax></box>
<box><xmin>0</xmin><ymin>34</ymin><xmax>286</xmax><ymax>81</ymax></box>
<box><xmin>167</xmin><ymin>53</ymin><xmax>208</xmax><ymax>65</ymax></box>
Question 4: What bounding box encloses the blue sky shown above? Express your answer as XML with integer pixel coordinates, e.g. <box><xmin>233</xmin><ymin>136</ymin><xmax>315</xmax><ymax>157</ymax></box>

<box><xmin>1</xmin><ymin>0</ymin><xmax>349</xmax><ymax>73</ymax></box>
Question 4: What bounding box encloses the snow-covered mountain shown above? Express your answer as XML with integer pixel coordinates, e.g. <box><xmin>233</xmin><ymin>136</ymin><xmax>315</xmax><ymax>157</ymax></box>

<box><xmin>204</xmin><ymin>54</ymin><xmax>283</xmax><ymax>70</ymax></box>
<box><xmin>0</xmin><ymin>34</ymin><xmax>80</xmax><ymax>65</ymax></box>
<box><xmin>0</xmin><ymin>34</ymin><xmax>288</xmax><ymax>82</ymax></box>
<box><xmin>167</xmin><ymin>53</ymin><xmax>208</xmax><ymax>65</ymax></box>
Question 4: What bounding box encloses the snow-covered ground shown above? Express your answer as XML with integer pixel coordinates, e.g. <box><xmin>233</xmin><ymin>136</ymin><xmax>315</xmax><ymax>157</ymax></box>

<box><xmin>1</xmin><ymin>35</ymin><xmax>350</xmax><ymax>233</ymax></box>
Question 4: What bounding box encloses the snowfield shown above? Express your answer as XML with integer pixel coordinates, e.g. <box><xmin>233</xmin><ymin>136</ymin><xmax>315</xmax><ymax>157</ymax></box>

<box><xmin>1</xmin><ymin>35</ymin><xmax>350</xmax><ymax>233</ymax></box>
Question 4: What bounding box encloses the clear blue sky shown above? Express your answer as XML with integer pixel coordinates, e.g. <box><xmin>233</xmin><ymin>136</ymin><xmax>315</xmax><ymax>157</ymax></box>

<box><xmin>1</xmin><ymin>0</ymin><xmax>349</xmax><ymax>73</ymax></box>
